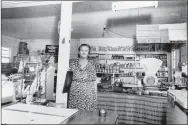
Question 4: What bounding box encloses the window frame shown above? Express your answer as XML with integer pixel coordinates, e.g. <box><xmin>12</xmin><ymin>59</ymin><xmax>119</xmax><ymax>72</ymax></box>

<box><xmin>1</xmin><ymin>47</ymin><xmax>11</xmax><ymax>63</ymax></box>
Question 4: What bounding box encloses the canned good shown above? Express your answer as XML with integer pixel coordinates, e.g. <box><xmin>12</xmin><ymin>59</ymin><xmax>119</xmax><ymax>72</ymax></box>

<box><xmin>99</xmin><ymin>109</ymin><xmax>107</xmax><ymax>117</ymax></box>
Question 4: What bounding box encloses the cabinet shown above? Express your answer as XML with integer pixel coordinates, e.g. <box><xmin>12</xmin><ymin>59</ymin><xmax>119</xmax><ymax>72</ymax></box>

<box><xmin>136</xmin><ymin>23</ymin><xmax>187</xmax><ymax>43</ymax></box>
<box><xmin>95</xmin><ymin>53</ymin><xmax>168</xmax><ymax>87</ymax></box>
<box><xmin>136</xmin><ymin>24</ymin><xmax>169</xmax><ymax>43</ymax></box>
<box><xmin>13</xmin><ymin>55</ymin><xmax>29</xmax><ymax>68</ymax></box>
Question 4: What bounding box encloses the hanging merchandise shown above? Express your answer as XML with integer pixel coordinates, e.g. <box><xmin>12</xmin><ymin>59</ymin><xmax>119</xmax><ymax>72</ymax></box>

<box><xmin>2</xmin><ymin>81</ymin><xmax>16</xmax><ymax>103</ymax></box>
<box><xmin>14</xmin><ymin>79</ymin><xmax>26</xmax><ymax>98</ymax></box>
<box><xmin>24</xmin><ymin>65</ymin><xmax>46</xmax><ymax>103</ymax></box>
<box><xmin>46</xmin><ymin>65</ymin><xmax>55</xmax><ymax>100</ymax></box>
<box><xmin>18</xmin><ymin>60</ymin><xmax>26</xmax><ymax>73</ymax></box>
<box><xmin>16</xmin><ymin>54</ymin><xmax>57</xmax><ymax>103</ymax></box>
<box><xmin>28</xmin><ymin>75</ymin><xmax>39</xmax><ymax>96</ymax></box>
<box><xmin>25</xmin><ymin>85</ymin><xmax>33</xmax><ymax>104</ymax></box>
<box><xmin>30</xmin><ymin>64</ymin><xmax>54</xmax><ymax>99</ymax></box>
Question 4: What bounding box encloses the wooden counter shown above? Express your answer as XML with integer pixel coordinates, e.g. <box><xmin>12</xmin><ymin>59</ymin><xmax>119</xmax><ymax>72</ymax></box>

<box><xmin>62</xmin><ymin>110</ymin><xmax>118</xmax><ymax>124</ymax></box>
<box><xmin>2</xmin><ymin>92</ymin><xmax>167</xmax><ymax>124</ymax></box>
<box><xmin>2</xmin><ymin>103</ymin><xmax>78</xmax><ymax>124</ymax></box>
<box><xmin>97</xmin><ymin>92</ymin><xmax>167</xmax><ymax>124</ymax></box>
<box><xmin>2</xmin><ymin>103</ymin><xmax>118</xmax><ymax>124</ymax></box>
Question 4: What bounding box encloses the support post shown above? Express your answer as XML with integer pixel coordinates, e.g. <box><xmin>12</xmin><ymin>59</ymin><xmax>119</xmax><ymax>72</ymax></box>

<box><xmin>56</xmin><ymin>1</ymin><xmax>72</xmax><ymax>106</ymax></box>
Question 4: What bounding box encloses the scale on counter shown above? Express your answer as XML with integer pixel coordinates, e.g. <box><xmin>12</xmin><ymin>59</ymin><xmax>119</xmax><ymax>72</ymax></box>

<box><xmin>140</xmin><ymin>58</ymin><xmax>167</xmax><ymax>96</ymax></box>
<box><xmin>140</xmin><ymin>58</ymin><xmax>162</xmax><ymax>87</ymax></box>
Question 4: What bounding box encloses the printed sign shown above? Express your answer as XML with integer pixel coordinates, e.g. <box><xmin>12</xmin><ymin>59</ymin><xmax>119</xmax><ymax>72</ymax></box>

<box><xmin>89</xmin><ymin>44</ymin><xmax>166</xmax><ymax>52</ymax></box>
<box><xmin>45</xmin><ymin>45</ymin><xmax>59</xmax><ymax>54</ymax></box>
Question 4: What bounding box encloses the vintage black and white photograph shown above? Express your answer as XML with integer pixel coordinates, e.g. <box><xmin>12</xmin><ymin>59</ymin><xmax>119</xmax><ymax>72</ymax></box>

<box><xmin>1</xmin><ymin>1</ymin><xmax>187</xmax><ymax>124</ymax></box>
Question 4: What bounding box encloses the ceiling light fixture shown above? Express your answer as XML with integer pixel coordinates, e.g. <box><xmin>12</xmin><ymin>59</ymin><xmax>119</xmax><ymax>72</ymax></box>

<box><xmin>112</xmin><ymin>1</ymin><xmax>158</xmax><ymax>11</ymax></box>
<box><xmin>2</xmin><ymin>1</ymin><xmax>82</xmax><ymax>8</ymax></box>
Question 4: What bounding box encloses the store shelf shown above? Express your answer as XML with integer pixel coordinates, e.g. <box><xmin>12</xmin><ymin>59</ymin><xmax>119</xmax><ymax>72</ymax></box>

<box><xmin>96</xmin><ymin>53</ymin><xmax>169</xmax><ymax>84</ymax></box>
<box><xmin>98</xmin><ymin>59</ymin><xmax>140</xmax><ymax>61</ymax></box>
<box><xmin>96</xmin><ymin>72</ymin><xmax>135</xmax><ymax>77</ymax></box>
<box><xmin>96</xmin><ymin>72</ymin><xmax>114</xmax><ymax>74</ymax></box>
<box><xmin>157</xmin><ymin>76</ymin><xmax>168</xmax><ymax>78</ymax></box>
<box><xmin>122</xmin><ymin>68</ymin><xmax>138</xmax><ymax>69</ymax></box>
<box><xmin>108</xmin><ymin>59</ymin><xmax>138</xmax><ymax>61</ymax></box>
<box><xmin>115</xmin><ymin>75</ymin><xmax>135</xmax><ymax>77</ymax></box>
<box><xmin>122</xmin><ymin>84</ymin><xmax>138</xmax><ymax>87</ymax></box>
<box><xmin>136</xmin><ymin>76</ymin><xmax>168</xmax><ymax>78</ymax></box>
<box><xmin>24</xmin><ymin>80</ymin><xmax>34</xmax><ymax>83</ymax></box>
<box><xmin>26</xmin><ymin>62</ymin><xmax>39</xmax><ymax>64</ymax></box>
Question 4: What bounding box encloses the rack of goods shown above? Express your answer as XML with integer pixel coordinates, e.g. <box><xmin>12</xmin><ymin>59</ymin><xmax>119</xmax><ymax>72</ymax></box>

<box><xmin>95</xmin><ymin>53</ymin><xmax>169</xmax><ymax>89</ymax></box>
<box><xmin>13</xmin><ymin>54</ymin><xmax>30</xmax><ymax>68</ymax></box>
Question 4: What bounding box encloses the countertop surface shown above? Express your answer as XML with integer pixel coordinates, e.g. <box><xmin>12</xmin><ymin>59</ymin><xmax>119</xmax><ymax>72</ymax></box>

<box><xmin>62</xmin><ymin>110</ymin><xmax>118</xmax><ymax>124</ymax></box>
<box><xmin>98</xmin><ymin>91</ymin><xmax>167</xmax><ymax>99</ymax></box>
<box><xmin>2</xmin><ymin>103</ymin><xmax>78</xmax><ymax>124</ymax></box>
<box><xmin>168</xmin><ymin>90</ymin><xmax>188</xmax><ymax>115</ymax></box>
<box><xmin>174</xmin><ymin>102</ymin><xmax>188</xmax><ymax>115</ymax></box>
<box><xmin>2</xmin><ymin>102</ymin><xmax>118</xmax><ymax>124</ymax></box>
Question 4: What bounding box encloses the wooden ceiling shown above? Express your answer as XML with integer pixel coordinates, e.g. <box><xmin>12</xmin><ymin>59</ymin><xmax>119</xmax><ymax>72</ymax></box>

<box><xmin>1</xmin><ymin>1</ymin><xmax>187</xmax><ymax>40</ymax></box>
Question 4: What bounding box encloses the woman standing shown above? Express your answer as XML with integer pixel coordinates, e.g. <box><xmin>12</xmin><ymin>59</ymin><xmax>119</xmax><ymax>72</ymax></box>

<box><xmin>68</xmin><ymin>44</ymin><xmax>97</xmax><ymax>111</ymax></box>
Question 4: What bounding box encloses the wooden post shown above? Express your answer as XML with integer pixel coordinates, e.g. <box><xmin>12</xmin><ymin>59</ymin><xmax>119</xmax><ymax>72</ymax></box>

<box><xmin>56</xmin><ymin>1</ymin><xmax>72</xmax><ymax>105</ymax></box>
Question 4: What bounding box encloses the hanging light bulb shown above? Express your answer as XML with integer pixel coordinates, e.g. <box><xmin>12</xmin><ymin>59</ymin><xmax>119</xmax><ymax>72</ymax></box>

<box><xmin>102</xmin><ymin>25</ymin><xmax>106</xmax><ymax>37</ymax></box>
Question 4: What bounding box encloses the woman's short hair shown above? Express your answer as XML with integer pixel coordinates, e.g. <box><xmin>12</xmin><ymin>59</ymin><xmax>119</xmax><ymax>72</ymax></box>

<box><xmin>78</xmin><ymin>44</ymin><xmax>91</xmax><ymax>58</ymax></box>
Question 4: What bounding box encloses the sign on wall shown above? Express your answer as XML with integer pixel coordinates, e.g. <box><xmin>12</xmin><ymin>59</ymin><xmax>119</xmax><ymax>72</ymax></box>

<box><xmin>79</xmin><ymin>38</ymin><xmax>170</xmax><ymax>54</ymax></box>
<box><xmin>90</xmin><ymin>44</ymin><xmax>169</xmax><ymax>52</ymax></box>
<box><xmin>45</xmin><ymin>45</ymin><xmax>59</xmax><ymax>55</ymax></box>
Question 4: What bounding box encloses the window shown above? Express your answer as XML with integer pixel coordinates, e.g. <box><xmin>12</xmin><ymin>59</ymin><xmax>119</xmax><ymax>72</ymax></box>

<box><xmin>171</xmin><ymin>49</ymin><xmax>176</xmax><ymax>70</ymax></box>
<box><xmin>171</xmin><ymin>48</ymin><xmax>181</xmax><ymax>81</ymax></box>
<box><xmin>172</xmin><ymin>49</ymin><xmax>180</xmax><ymax>70</ymax></box>
<box><xmin>2</xmin><ymin>47</ymin><xmax>11</xmax><ymax>63</ymax></box>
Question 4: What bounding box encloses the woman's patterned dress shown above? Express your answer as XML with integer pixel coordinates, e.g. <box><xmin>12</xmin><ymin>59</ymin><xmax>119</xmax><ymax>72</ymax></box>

<box><xmin>68</xmin><ymin>59</ymin><xmax>97</xmax><ymax>111</ymax></box>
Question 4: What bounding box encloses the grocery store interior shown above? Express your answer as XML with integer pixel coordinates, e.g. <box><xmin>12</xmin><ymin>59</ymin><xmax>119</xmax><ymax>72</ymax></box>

<box><xmin>1</xmin><ymin>1</ymin><xmax>187</xmax><ymax>124</ymax></box>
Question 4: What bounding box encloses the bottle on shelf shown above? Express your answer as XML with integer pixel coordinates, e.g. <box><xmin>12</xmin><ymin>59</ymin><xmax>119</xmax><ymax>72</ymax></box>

<box><xmin>122</xmin><ymin>55</ymin><xmax>125</xmax><ymax>60</ymax></box>
<box><xmin>115</xmin><ymin>55</ymin><xmax>117</xmax><ymax>59</ymax></box>
<box><xmin>113</xmin><ymin>63</ymin><xmax>117</xmax><ymax>73</ymax></box>
<box><xmin>129</xmin><ymin>63</ymin><xmax>132</xmax><ymax>68</ymax></box>
<box><xmin>117</xmin><ymin>62</ymin><xmax>120</xmax><ymax>73</ymax></box>
<box><xmin>120</xmin><ymin>55</ymin><xmax>122</xmax><ymax>59</ymax></box>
